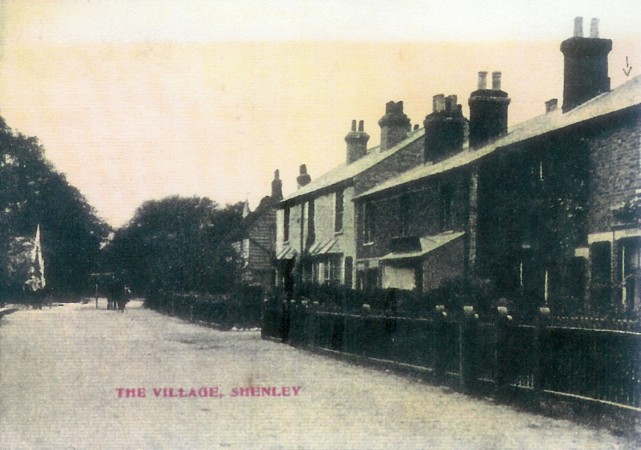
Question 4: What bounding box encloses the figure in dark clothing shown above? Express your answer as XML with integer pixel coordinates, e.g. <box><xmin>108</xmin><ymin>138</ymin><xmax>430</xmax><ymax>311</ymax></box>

<box><xmin>106</xmin><ymin>275</ymin><xmax>130</xmax><ymax>312</ymax></box>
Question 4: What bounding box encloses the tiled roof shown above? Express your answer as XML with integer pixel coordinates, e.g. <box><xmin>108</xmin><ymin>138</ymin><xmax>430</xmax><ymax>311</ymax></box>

<box><xmin>354</xmin><ymin>75</ymin><xmax>641</xmax><ymax>200</ymax></box>
<box><xmin>281</xmin><ymin>128</ymin><xmax>425</xmax><ymax>203</ymax></box>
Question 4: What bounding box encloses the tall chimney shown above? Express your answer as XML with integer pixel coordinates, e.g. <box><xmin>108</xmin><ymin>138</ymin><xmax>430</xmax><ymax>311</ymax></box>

<box><xmin>345</xmin><ymin>119</ymin><xmax>370</xmax><ymax>164</ymax></box>
<box><xmin>424</xmin><ymin>93</ymin><xmax>468</xmax><ymax>163</ymax></box>
<box><xmin>296</xmin><ymin>164</ymin><xmax>311</xmax><ymax>189</ymax></box>
<box><xmin>271</xmin><ymin>169</ymin><xmax>283</xmax><ymax>201</ymax></box>
<box><xmin>378</xmin><ymin>101</ymin><xmax>411</xmax><ymax>151</ymax></box>
<box><xmin>561</xmin><ymin>17</ymin><xmax>611</xmax><ymax>112</ymax></box>
<box><xmin>468</xmin><ymin>71</ymin><xmax>510</xmax><ymax>148</ymax></box>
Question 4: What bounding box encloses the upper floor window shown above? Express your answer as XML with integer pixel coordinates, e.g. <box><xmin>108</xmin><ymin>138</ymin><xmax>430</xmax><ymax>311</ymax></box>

<box><xmin>334</xmin><ymin>189</ymin><xmax>344</xmax><ymax>233</ymax></box>
<box><xmin>363</xmin><ymin>201</ymin><xmax>376</xmax><ymax>244</ymax></box>
<box><xmin>306</xmin><ymin>199</ymin><xmax>315</xmax><ymax>247</ymax></box>
<box><xmin>283</xmin><ymin>207</ymin><xmax>290</xmax><ymax>242</ymax></box>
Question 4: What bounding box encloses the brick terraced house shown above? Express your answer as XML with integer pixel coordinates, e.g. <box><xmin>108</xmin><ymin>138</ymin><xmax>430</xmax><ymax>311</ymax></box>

<box><xmin>274</xmin><ymin>103</ymin><xmax>428</xmax><ymax>297</ymax></box>
<box><xmin>353</xmin><ymin>18</ymin><xmax>641</xmax><ymax>313</ymax></box>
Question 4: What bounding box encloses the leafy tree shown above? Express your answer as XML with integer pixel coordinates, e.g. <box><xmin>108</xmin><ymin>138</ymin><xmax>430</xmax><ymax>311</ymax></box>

<box><xmin>102</xmin><ymin>196</ymin><xmax>244</xmax><ymax>295</ymax></box>
<box><xmin>0</xmin><ymin>117</ymin><xmax>110</xmax><ymax>299</ymax></box>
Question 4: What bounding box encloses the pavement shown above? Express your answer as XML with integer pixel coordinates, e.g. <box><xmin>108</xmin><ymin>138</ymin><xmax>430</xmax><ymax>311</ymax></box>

<box><xmin>0</xmin><ymin>299</ymin><xmax>638</xmax><ymax>449</ymax></box>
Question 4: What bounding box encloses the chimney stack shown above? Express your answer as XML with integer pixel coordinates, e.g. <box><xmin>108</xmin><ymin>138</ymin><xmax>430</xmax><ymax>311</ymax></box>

<box><xmin>345</xmin><ymin>119</ymin><xmax>370</xmax><ymax>164</ymax></box>
<box><xmin>468</xmin><ymin>70</ymin><xmax>510</xmax><ymax>148</ymax></box>
<box><xmin>271</xmin><ymin>169</ymin><xmax>283</xmax><ymax>201</ymax></box>
<box><xmin>424</xmin><ymin>93</ymin><xmax>468</xmax><ymax>163</ymax></box>
<box><xmin>561</xmin><ymin>17</ymin><xmax>611</xmax><ymax>112</ymax></box>
<box><xmin>296</xmin><ymin>164</ymin><xmax>311</xmax><ymax>189</ymax></box>
<box><xmin>378</xmin><ymin>101</ymin><xmax>411</xmax><ymax>151</ymax></box>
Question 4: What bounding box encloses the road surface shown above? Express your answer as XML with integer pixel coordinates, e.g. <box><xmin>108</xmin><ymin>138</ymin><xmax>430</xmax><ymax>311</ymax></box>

<box><xmin>0</xmin><ymin>300</ymin><xmax>637</xmax><ymax>449</ymax></box>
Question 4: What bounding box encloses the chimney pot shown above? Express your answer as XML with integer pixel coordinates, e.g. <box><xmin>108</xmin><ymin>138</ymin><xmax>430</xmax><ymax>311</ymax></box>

<box><xmin>545</xmin><ymin>98</ymin><xmax>558</xmax><ymax>113</ymax></box>
<box><xmin>433</xmin><ymin>94</ymin><xmax>445</xmax><ymax>112</ymax></box>
<box><xmin>492</xmin><ymin>72</ymin><xmax>502</xmax><ymax>90</ymax></box>
<box><xmin>346</xmin><ymin>120</ymin><xmax>369</xmax><ymax>163</ymax></box>
<box><xmin>590</xmin><ymin>18</ymin><xmax>599</xmax><ymax>38</ymax></box>
<box><xmin>271</xmin><ymin>169</ymin><xmax>283</xmax><ymax>201</ymax></box>
<box><xmin>477</xmin><ymin>71</ymin><xmax>488</xmax><ymax>90</ymax></box>
<box><xmin>574</xmin><ymin>17</ymin><xmax>583</xmax><ymax>37</ymax></box>
<box><xmin>378</xmin><ymin>100</ymin><xmax>410</xmax><ymax>151</ymax></box>
<box><xmin>297</xmin><ymin>164</ymin><xmax>311</xmax><ymax>188</ymax></box>
<box><xmin>445</xmin><ymin>95</ymin><xmax>458</xmax><ymax>113</ymax></box>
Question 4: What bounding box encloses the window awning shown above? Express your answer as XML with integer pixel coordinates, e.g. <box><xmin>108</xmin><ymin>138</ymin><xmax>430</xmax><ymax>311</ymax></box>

<box><xmin>379</xmin><ymin>231</ymin><xmax>465</xmax><ymax>261</ymax></box>
<box><xmin>308</xmin><ymin>238</ymin><xmax>339</xmax><ymax>256</ymax></box>
<box><xmin>276</xmin><ymin>246</ymin><xmax>297</xmax><ymax>260</ymax></box>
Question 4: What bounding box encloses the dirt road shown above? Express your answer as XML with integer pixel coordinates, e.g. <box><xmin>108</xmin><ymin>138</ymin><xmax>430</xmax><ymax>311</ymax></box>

<box><xmin>0</xmin><ymin>301</ymin><xmax>636</xmax><ymax>449</ymax></box>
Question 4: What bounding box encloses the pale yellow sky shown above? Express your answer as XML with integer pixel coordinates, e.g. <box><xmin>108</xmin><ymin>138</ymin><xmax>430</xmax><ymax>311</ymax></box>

<box><xmin>0</xmin><ymin>1</ymin><xmax>639</xmax><ymax>227</ymax></box>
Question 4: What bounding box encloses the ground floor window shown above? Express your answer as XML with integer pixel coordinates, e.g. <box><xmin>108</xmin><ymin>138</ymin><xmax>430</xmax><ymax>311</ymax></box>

<box><xmin>311</xmin><ymin>254</ymin><xmax>342</xmax><ymax>286</ymax></box>
<box><xmin>619</xmin><ymin>237</ymin><xmax>641</xmax><ymax>310</ymax></box>
<box><xmin>357</xmin><ymin>268</ymin><xmax>380</xmax><ymax>291</ymax></box>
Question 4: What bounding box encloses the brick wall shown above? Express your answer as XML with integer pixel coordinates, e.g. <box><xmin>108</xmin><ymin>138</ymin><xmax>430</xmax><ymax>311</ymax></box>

<box><xmin>586</xmin><ymin>109</ymin><xmax>641</xmax><ymax>234</ymax></box>
<box><xmin>357</xmin><ymin>170</ymin><xmax>470</xmax><ymax>260</ymax></box>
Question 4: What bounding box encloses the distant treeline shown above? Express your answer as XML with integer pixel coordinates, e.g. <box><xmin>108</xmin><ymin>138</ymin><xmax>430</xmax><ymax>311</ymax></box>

<box><xmin>101</xmin><ymin>196</ymin><xmax>245</xmax><ymax>296</ymax></box>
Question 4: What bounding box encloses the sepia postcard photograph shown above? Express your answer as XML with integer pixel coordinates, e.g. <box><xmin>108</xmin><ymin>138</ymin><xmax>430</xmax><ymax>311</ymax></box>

<box><xmin>0</xmin><ymin>0</ymin><xmax>640</xmax><ymax>448</ymax></box>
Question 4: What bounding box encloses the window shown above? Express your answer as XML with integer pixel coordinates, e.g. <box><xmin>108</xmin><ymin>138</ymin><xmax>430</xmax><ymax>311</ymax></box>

<box><xmin>344</xmin><ymin>256</ymin><xmax>353</xmax><ymax>288</ymax></box>
<box><xmin>283</xmin><ymin>207</ymin><xmax>290</xmax><ymax>242</ymax></box>
<box><xmin>306</xmin><ymin>200</ymin><xmax>315</xmax><ymax>247</ymax></box>
<box><xmin>362</xmin><ymin>201</ymin><xmax>376</xmax><ymax>244</ymax></box>
<box><xmin>322</xmin><ymin>255</ymin><xmax>342</xmax><ymax>286</ymax></box>
<box><xmin>590</xmin><ymin>241</ymin><xmax>612</xmax><ymax>307</ymax></box>
<box><xmin>334</xmin><ymin>189</ymin><xmax>344</xmax><ymax>233</ymax></box>
<box><xmin>591</xmin><ymin>242</ymin><xmax>611</xmax><ymax>284</ymax></box>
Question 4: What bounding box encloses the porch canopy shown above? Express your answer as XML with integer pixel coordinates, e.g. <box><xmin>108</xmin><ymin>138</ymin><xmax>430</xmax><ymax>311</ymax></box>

<box><xmin>379</xmin><ymin>231</ymin><xmax>465</xmax><ymax>261</ymax></box>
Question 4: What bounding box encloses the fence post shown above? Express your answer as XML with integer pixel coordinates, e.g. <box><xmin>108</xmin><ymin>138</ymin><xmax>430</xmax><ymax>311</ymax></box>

<box><xmin>460</xmin><ymin>305</ymin><xmax>479</xmax><ymax>392</ymax></box>
<box><xmin>495</xmin><ymin>306</ymin><xmax>512</xmax><ymax>397</ymax></box>
<box><xmin>300</xmin><ymin>300</ymin><xmax>310</xmax><ymax>347</ymax></box>
<box><xmin>260</xmin><ymin>298</ymin><xmax>269</xmax><ymax>339</ymax></box>
<box><xmin>433</xmin><ymin>305</ymin><xmax>448</xmax><ymax>379</ymax></box>
<box><xmin>287</xmin><ymin>300</ymin><xmax>299</xmax><ymax>346</ymax></box>
<box><xmin>280</xmin><ymin>299</ymin><xmax>290</xmax><ymax>343</ymax></box>
<box><xmin>534</xmin><ymin>306</ymin><xmax>550</xmax><ymax>406</ymax></box>
<box><xmin>307</xmin><ymin>301</ymin><xmax>319</xmax><ymax>347</ymax></box>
